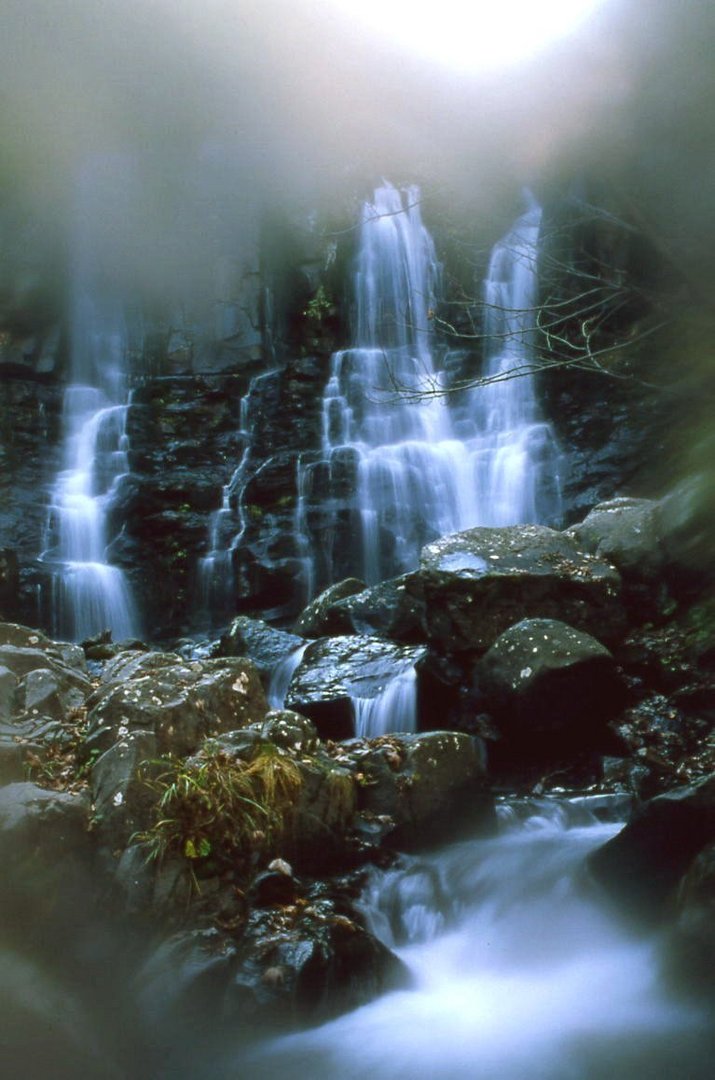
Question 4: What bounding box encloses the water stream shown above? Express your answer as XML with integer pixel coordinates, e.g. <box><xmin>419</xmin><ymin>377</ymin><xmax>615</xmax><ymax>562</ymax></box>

<box><xmin>245</xmin><ymin>798</ymin><xmax>711</xmax><ymax>1080</ymax></box>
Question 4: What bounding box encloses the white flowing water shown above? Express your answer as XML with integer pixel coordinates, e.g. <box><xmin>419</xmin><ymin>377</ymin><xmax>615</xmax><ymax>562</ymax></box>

<box><xmin>41</xmin><ymin>156</ymin><xmax>138</xmax><ymax>642</ymax></box>
<box><xmin>44</xmin><ymin>387</ymin><xmax>136</xmax><ymax>642</ymax></box>
<box><xmin>245</xmin><ymin>798</ymin><xmax>710</xmax><ymax>1080</ymax></box>
<box><xmin>266</xmin><ymin>642</ymin><xmax>309</xmax><ymax>710</ymax></box>
<box><xmin>199</xmin><ymin>370</ymin><xmax>279</xmax><ymax>626</ymax></box>
<box><xmin>299</xmin><ymin>183</ymin><xmax>561</xmax><ymax>593</ymax></box>
<box><xmin>352</xmin><ymin>665</ymin><xmax>418</xmax><ymax>738</ymax></box>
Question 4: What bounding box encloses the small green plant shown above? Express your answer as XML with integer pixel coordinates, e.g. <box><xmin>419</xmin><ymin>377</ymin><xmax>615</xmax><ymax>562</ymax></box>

<box><xmin>303</xmin><ymin>285</ymin><xmax>331</xmax><ymax>322</ymax></box>
<box><xmin>137</xmin><ymin>744</ymin><xmax>303</xmax><ymax>875</ymax></box>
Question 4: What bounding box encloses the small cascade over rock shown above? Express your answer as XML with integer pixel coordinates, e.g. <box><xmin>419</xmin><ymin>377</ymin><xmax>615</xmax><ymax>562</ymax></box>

<box><xmin>40</xmin><ymin>157</ymin><xmax>138</xmax><ymax>642</ymax></box>
<box><xmin>353</xmin><ymin>665</ymin><xmax>418</xmax><ymax>738</ymax></box>
<box><xmin>296</xmin><ymin>183</ymin><xmax>561</xmax><ymax>600</ymax></box>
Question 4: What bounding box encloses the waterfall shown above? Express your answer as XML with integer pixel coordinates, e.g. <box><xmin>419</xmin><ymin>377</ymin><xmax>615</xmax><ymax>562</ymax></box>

<box><xmin>244</xmin><ymin>798</ymin><xmax>711</xmax><ymax>1080</ymax></box>
<box><xmin>461</xmin><ymin>195</ymin><xmax>562</xmax><ymax>526</ymax></box>
<box><xmin>352</xmin><ymin>665</ymin><xmax>418</xmax><ymax>738</ymax></box>
<box><xmin>198</xmin><ymin>370</ymin><xmax>277</xmax><ymax>627</ymax></box>
<box><xmin>40</xmin><ymin>157</ymin><xmax>138</xmax><ymax>643</ymax></box>
<box><xmin>298</xmin><ymin>183</ymin><xmax>561</xmax><ymax>596</ymax></box>
<box><xmin>266</xmin><ymin>642</ymin><xmax>309</xmax><ymax>710</ymax></box>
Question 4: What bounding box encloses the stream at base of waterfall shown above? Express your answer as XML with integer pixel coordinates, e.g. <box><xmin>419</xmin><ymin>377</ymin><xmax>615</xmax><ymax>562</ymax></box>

<box><xmin>239</xmin><ymin>797</ymin><xmax>711</xmax><ymax>1080</ymax></box>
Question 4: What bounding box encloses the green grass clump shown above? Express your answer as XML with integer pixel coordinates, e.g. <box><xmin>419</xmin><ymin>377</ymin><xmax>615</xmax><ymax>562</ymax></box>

<box><xmin>138</xmin><ymin>744</ymin><xmax>303</xmax><ymax>873</ymax></box>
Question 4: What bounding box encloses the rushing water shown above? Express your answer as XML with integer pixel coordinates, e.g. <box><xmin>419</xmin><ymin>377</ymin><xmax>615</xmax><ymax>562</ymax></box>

<box><xmin>43</xmin><ymin>387</ymin><xmax>136</xmax><ymax>642</ymax></box>
<box><xmin>40</xmin><ymin>157</ymin><xmax>138</xmax><ymax>642</ymax></box>
<box><xmin>243</xmin><ymin>798</ymin><xmax>711</xmax><ymax>1080</ymax></box>
<box><xmin>298</xmin><ymin>183</ymin><xmax>561</xmax><ymax>594</ymax></box>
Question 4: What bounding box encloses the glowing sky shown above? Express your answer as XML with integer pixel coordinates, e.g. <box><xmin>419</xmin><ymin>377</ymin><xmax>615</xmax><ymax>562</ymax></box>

<box><xmin>327</xmin><ymin>0</ymin><xmax>606</xmax><ymax>74</ymax></box>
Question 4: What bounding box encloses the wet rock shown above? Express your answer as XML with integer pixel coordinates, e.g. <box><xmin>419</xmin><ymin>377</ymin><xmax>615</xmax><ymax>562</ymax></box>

<box><xmin>667</xmin><ymin>840</ymin><xmax>715</xmax><ymax>997</ymax></box>
<box><xmin>294</xmin><ymin>577</ymin><xmax>366</xmax><ymax>637</ymax></box>
<box><xmin>260</xmin><ymin>710</ymin><xmax>320</xmax><ymax>755</ymax></box>
<box><xmin>249</xmin><ymin>863</ymin><xmax>299</xmax><ymax>907</ymax></box>
<box><xmin>285</xmin><ymin>636</ymin><xmax>426</xmax><ymax>739</ymax></box>
<box><xmin>414</xmin><ymin>524</ymin><xmax>625</xmax><ymax>652</ymax></box>
<box><xmin>567</xmin><ymin>497</ymin><xmax>668</xmax><ymax>617</ymax></box>
<box><xmin>0</xmin><ymin>626</ymin><xmax>91</xmax><ymax>777</ymax></box>
<box><xmin>477</xmin><ymin>618</ymin><xmax>626</xmax><ymax>759</ymax></box>
<box><xmin>0</xmin><ymin>622</ymin><xmax>87</xmax><ymax>673</ymax></box>
<box><xmin>90</xmin><ymin>730</ymin><xmax>159</xmax><ymax>851</ymax></box>
<box><xmin>216</xmin><ymin>616</ymin><xmax>303</xmax><ymax>678</ymax></box>
<box><xmin>588</xmin><ymin>772</ymin><xmax>715</xmax><ymax>922</ymax></box>
<box><xmin>84</xmin><ymin>650</ymin><xmax>268</xmax><ymax>759</ymax></box>
<box><xmin>227</xmin><ymin>896</ymin><xmax>409</xmax><ymax>1030</ymax></box>
<box><xmin>138</xmin><ymin>898</ymin><xmax>407</xmax><ymax>1042</ymax></box>
<box><xmin>0</xmin><ymin>782</ymin><xmax>91</xmax><ymax>887</ymax></box>
<box><xmin>337</xmin><ymin>731</ymin><xmax>491</xmax><ymax>849</ymax></box>
<box><xmin>325</xmin><ymin>573</ymin><xmax>427</xmax><ymax>643</ymax></box>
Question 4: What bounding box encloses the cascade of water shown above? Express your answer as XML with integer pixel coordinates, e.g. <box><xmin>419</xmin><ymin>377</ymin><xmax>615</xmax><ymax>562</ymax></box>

<box><xmin>352</xmin><ymin>665</ymin><xmax>418</xmax><ymax>738</ymax></box>
<box><xmin>244</xmin><ymin>799</ymin><xmax>711</xmax><ymax>1080</ymax></box>
<box><xmin>460</xmin><ymin>196</ymin><xmax>562</xmax><ymax>526</ymax></box>
<box><xmin>266</xmin><ymin>642</ymin><xmax>309</xmax><ymax>710</ymax></box>
<box><xmin>41</xmin><ymin>158</ymin><xmax>138</xmax><ymax>642</ymax></box>
<box><xmin>299</xmin><ymin>183</ymin><xmax>561</xmax><ymax>596</ymax></box>
<box><xmin>43</xmin><ymin>387</ymin><xmax>136</xmax><ymax>641</ymax></box>
<box><xmin>198</xmin><ymin>370</ymin><xmax>276</xmax><ymax>626</ymax></box>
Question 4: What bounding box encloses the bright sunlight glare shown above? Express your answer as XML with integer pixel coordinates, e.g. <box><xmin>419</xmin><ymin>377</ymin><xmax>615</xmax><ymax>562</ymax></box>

<box><xmin>327</xmin><ymin>0</ymin><xmax>607</xmax><ymax>73</ymax></box>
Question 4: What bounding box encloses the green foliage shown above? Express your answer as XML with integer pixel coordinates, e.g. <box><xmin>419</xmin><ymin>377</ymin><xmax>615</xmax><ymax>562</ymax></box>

<box><xmin>303</xmin><ymin>284</ymin><xmax>331</xmax><ymax>322</ymax></box>
<box><xmin>137</xmin><ymin>744</ymin><xmax>303</xmax><ymax>873</ymax></box>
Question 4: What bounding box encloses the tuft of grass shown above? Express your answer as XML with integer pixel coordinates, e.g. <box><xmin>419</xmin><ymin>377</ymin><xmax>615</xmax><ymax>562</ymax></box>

<box><xmin>137</xmin><ymin>744</ymin><xmax>303</xmax><ymax>875</ymax></box>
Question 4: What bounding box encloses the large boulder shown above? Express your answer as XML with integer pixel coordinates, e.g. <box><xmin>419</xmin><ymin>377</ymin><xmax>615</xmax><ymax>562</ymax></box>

<box><xmin>588</xmin><ymin>772</ymin><xmax>715</xmax><ymax>922</ymax></box>
<box><xmin>84</xmin><ymin>650</ymin><xmax>268</xmax><ymax>760</ymax></box>
<box><xmin>477</xmin><ymin>618</ymin><xmax>626</xmax><ymax>761</ymax></box>
<box><xmin>285</xmin><ymin>636</ymin><xmax>426</xmax><ymax>739</ymax></box>
<box><xmin>413</xmin><ymin>524</ymin><xmax>625</xmax><ymax>652</ymax></box>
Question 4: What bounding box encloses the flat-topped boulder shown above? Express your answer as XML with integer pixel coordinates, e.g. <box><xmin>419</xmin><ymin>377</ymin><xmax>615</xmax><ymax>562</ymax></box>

<box><xmin>413</xmin><ymin>524</ymin><xmax>625</xmax><ymax>652</ymax></box>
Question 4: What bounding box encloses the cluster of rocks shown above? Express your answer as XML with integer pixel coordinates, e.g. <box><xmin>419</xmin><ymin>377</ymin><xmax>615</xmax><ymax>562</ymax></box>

<box><xmin>1</xmin><ymin>488</ymin><xmax>714</xmax><ymax>1053</ymax></box>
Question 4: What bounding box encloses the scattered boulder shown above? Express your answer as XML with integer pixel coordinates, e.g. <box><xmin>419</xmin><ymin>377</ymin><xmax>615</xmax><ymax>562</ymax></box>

<box><xmin>321</xmin><ymin>574</ymin><xmax>427</xmax><ymax>643</ymax></box>
<box><xmin>566</xmin><ymin>497</ymin><xmax>669</xmax><ymax>617</ymax></box>
<box><xmin>84</xmin><ymin>651</ymin><xmax>268</xmax><ymax>760</ymax></box>
<box><xmin>294</xmin><ymin>577</ymin><xmax>366</xmax><ymax>637</ymax></box>
<box><xmin>566</xmin><ymin>498</ymin><xmax>664</xmax><ymax>581</ymax></box>
<box><xmin>477</xmin><ymin>618</ymin><xmax>626</xmax><ymax>759</ymax></box>
<box><xmin>588</xmin><ymin>772</ymin><xmax>715</xmax><ymax>922</ymax></box>
<box><xmin>285</xmin><ymin>636</ymin><xmax>426</xmax><ymax>739</ymax></box>
<box><xmin>216</xmin><ymin>616</ymin><xmax>303</xmax><ymax>679</ymax></box>
<box><xmin>414</xmin><ymin>524</ymin><xmax>625</xmax><ymax>652</ymax></box>
<box><xmin>333</xmin><ymin>731</ymin><xmax>491</xmax><ymax>849</ymax></box>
